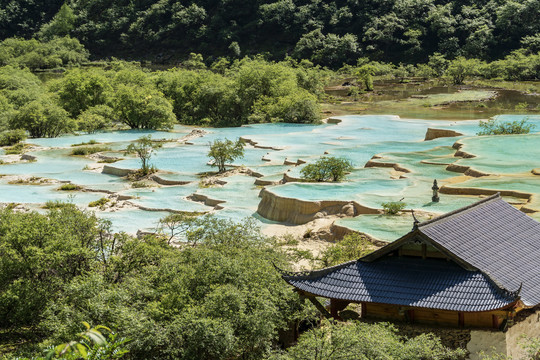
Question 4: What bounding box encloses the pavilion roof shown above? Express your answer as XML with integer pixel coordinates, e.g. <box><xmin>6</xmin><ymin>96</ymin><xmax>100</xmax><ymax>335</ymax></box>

<box><xmin>283</xmin><ymin>256</ymin><xmax>517</xmax><ymax>311</ymax></box>
<box><xmin>283</xmin><ymin>194</ymin><xmax>540</xmax><ymax>309</ymax></box>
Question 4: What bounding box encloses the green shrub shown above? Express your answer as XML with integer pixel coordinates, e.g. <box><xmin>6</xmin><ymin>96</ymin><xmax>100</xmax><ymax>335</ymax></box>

<box><xmin>58</xmin><ymin>183</ymin><xmax>80</xmax><ymax>191</ymax></box>
<box><xmin>71</xmin><ymin>139</ymin><xmax>98</xmax><ymax>146</ymax></box>
<box><xmin>277</xmin><ymin>319</ymin><xmax>466</xmax><ymax>360</ymax></box>
<box><xmin>131</xmin><ymin>181</ymin><xmax>148</xmax><ymax>188</ymax></box>
<box><xmin>301</xmin><ymin>156</ymin><xmax>353</xmax><ymax>182</ymax></box>
<box><xmin>125</xmin><ymin>135</ymin><xmax>161</xmax><ymax>175</ymax></box>
<box><xmin>43</xmin><ymin>200</ymin><xmax>72</xmax><ymax>209</ymax></box>
<box><xmin>88</xmin><ymin>197</ymin><xmax>109</xmax><ymax>208</ymax></box>
<box><xmin>70</xmin><ymin>146</ymin><xmax>111</xmax><ymax>156</ymax></box>
<box><xmin>98</xmin><ymin>158</ymin><xmax>121</xmax><ymax>163</ymax></box>
<box><xmin>514</xmin><ymin>102</ymin><xmax>529</xmax><ymax>111</ymax></box>
<box><xmin>382</xmin><ymin>201</ymin><xmax>406</xmax><ymax>215</ymax></box>
<box><xmin>477</xmin><ymin>118</ymin><xmax>535</xmax><ymax>135</ymax></box>
<box><xmin>8</xmin><ymin>176</ymin><xmax>43</xmax><ymax>185</ymax></box>
<box><xmin>0</xmin><ymin>129</ymin><xmax>27</xmax><ymax>146</ymax></box>
<box><xmin>4</xmin><ymin>142</ymin><xmax>25</xmax><ymax>154</ymax></box>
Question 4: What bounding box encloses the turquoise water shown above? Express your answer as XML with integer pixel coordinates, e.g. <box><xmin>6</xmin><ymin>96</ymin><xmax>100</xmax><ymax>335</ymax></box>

<box><xmin>454</xmin><ymin>134</ymin><xmax>540</xmax><ymax>174</ymax></box>
<box><xmin>122</xmin><ymin>183</ymin><xmax>210</xmax><ymax>213</ymax></box>
<box><xmin>335</xmin><ymin>214</ymin><xmax>429</xmax><ymax>242</ymax></box>
<box><xmin>0</xmin><ymin>182</ymin><xmax>103</xmax><ymax>206</ymax></box>
<box><xmin>1</xmin><ymin>114</ymin><xmax>539</xmax><ymax>233</ymax></box>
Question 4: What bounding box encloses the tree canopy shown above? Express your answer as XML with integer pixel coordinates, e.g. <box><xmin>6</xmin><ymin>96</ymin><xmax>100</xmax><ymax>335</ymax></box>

<box><xmin>0</xmin><ymin>208</ymin><xmax>308</xmax><ymax>359</ymax></box>
<box><xmin>1</xmin><ymin>0</ymin><xmax>540</xmax><ymax>67</ymax></box>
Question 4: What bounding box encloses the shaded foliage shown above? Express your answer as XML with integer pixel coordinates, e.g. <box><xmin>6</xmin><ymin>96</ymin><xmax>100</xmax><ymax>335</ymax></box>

<box><xmin>0</xmin><ymin>37</ymin><xmax>88</xmax><ymax>70</ymax></box>
<box><xmin>270</xmin><ymin>320</ymin><xmax>466</xmax><ymax>360</ymax></box>
<box><xmin>2</xmin><ymin>0</ymin><xmax>540</xmax><ymax>67</ymax></box>
<box><xmin>1</xmin><ymin>208</ymin><xmax>310</xmax><ymax>359</ymax></box>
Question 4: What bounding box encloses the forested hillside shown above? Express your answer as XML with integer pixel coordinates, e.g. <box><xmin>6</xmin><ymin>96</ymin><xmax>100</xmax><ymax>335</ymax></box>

<box><xmin>2</xmin><ymin>0</ymin><xmax>539</xmax><ymax>66</ymax></box>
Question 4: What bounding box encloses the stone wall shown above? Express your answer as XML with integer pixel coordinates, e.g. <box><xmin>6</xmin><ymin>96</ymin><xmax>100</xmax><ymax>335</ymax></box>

<box><xmin>507</xmin><ymin>307</ymin><xmax>540</xmax><ymax>359</ymax></box>
<box><xmin>467</xmin><ymin>307</ymin><xmax>540</xmax><ymax>359</ymax></box>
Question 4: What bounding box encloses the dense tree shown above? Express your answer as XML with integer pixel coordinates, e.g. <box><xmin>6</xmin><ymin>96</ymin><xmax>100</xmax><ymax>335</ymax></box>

<box><xmin>54</xmin><ymin>68</ymin><xmax>112</xmax><ymax>117</ymax></box>
<box><xmin>0</xmin><ymin>129</ymin><xmax>27</xmax><ymax>146</ymax></box>
<box><xmin>0</xmin><ymin>210</ymin><xmax>308</xmax><ymax>359</ymax></box>
<box><xmin>293</xmin><ymin>29</ymin><xmax>361</xmax><ymax>67</ymax></box>
<box><xmin>0</xmin><ymin>205</ymin><xmax>105</xmax><ymax>327</ymax></box>
<box><xmin>0</xmin><ymin>95</ymin><xmax>14</xmax><ymax>131</ymax></box>
<box><xmin>207</xmin><ymin>138</ymin><xmax>245</xmax><ymax>173</ymax></box>
<box><xmin>125</xmin><ymin>135</ymin><xmax>161</xmax><ymax>175</ymax></box>
<box><xmin>9</xmin><ymin>97</ymin><xmax>75</xmax><ymax>138</ymax></box>
<box><xmin>2</xmin><ymin>0</ymin><xmax>539</xmax><ymax>67</ymax></box>
<box><xmin>155</xmin><ymin>59</ymin><xmax>323</xmax><ymax>127</ymax></box>
<box><xmin>77</xmin><ymin>105</ymin><xmax>115</xmax><ymax>133</ymax></box>
<box><xmin>38</xmin><ymin>3</ymin><xmax>76</xmax><ymax>40</ymax></box>
<box><xmin>0</xmin><ymin>66</ymin><xmax>45</xmax><ymax>108</ymax></box>
<box><xmin>111</xmin><ymin>85</ymin><xmax>175</xmax><ymax>130</ymax></box>
<box><xmin>0</xmin><ymin>37</ymin><xmax>88</xmax><ymax>70</ymax></box>
<box><xmin>300</xmin><ymin>156</ymin><xmax>353</xmax><ymax>182</ymax></box>
<box><xmin>445</xmin><ymin>57</ymin><xmax>482</xmax><ymax>85</ymax></box>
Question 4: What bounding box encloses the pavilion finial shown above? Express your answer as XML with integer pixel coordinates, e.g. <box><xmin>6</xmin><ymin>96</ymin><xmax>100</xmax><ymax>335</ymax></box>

<box><xmin>411</xmin><ymin>209</ymin><xmax>420</xmax><ymax>230</ymax></box>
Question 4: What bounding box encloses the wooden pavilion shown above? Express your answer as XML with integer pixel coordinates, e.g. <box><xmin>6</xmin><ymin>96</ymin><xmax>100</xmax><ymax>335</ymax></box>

<box><xmin>281</xmin><ymin>194</ymin><xmax>540</xmax><ymax>329</ymax></box>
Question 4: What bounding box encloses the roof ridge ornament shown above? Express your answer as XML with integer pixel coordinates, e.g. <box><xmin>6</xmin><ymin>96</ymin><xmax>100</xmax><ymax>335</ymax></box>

<box><xmin>411</xmin><ymin>209</ymin><xmax>420</xmax><ymax>230</ymax></box>
<box><xmin>418</xmin><ymin>192</ymin><xmax>501</xmax><ymax>228</ymax></box>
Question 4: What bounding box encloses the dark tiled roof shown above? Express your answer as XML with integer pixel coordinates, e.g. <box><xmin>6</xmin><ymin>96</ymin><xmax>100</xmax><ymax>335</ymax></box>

<box><xmin>417</xmin><ymin>194</ymin><xmax>540</xmax><ymax>307</ymax></box>
<box><xmin>283</xmin><ymin>257</ymin><xmax>517</xmax><ymax>311</ymax></box>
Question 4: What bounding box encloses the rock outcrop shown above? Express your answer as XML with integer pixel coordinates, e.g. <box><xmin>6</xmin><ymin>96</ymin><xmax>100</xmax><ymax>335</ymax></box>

<box><xmin>187</xmin><ymin>193</ymin><xmax>225</xmax><ymax>209</ymax></box>
<box><xmin>445</xmin><ymin>164</ymin><xmax>490</xmax><ymax>177</ymax></box>
<box><xmin>257</xmin><ymin>188</ymin><xmax>380</xmax><ymax>225</ymax></box>
<box><xmin>21</xmin><ymin>154</ymin><xmax>37</xmax><ymax>161</ymax></box>
<box><xmin>424</xmin><ymin>128</ymin><xmax>464</xmax><ymax>141</ymax></box>
<box><xmin>440</xmin><ymin>185</ymin><xmax>532</xmax><ymax>201</ymax></box>
<box><xmin>325</xmin><ymin>118</ymin><xmax>342</xmax><ymax>124</ymax></box>
<box><xmin>329</xmin><ymin>222</ymin><xmax>389</xmax><ymax>246</ymax></box>
<box><xmin>364</xmin><ymin>158</ymin><xmax>411</xmax><ymax>173</ymax></box>
<box><xmin>239</xmin><ymin>137</ymin><xmax>284</xmax><ymax>151</ymax></box>
<box><xmin>150</xmin><ymin>174</ymin><xmax>192</xmax><ymax>185</ymax></box>
<box><xmin>178</xmin><ymin>128</ymin><xmax>208</xmax><ymax>143</ymax></box>
<box><xmin>102</xmin><ymin>165</ymin><xmax>137</xmax><ymax>177</ymax></box>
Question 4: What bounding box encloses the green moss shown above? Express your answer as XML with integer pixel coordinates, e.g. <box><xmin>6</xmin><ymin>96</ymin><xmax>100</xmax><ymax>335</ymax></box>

<box><xmin>58</xmin><ymin>183</ymin><xmax>80</xmax><ymax>191</ymax></box>
<box><xmin>70</xmin><ymin>146</ymin><xmax>111</xmax><ymax>156</ymax></box>
<box><xmin>71</xmin><ymin>139</ymin><xmax>99</xmax><ymax>146</ymax></box>
<box><xmin>88</xmin><ymin>197</ymin><xmax>109</xmax><ymax>208</ymax></box>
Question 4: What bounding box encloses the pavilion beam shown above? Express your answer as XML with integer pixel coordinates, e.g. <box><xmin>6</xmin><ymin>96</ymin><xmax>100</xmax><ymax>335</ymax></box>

<box><xmin>303</xmin><ymin>294</ymin><xmax>332</xmax><ymax>319</ymax></box>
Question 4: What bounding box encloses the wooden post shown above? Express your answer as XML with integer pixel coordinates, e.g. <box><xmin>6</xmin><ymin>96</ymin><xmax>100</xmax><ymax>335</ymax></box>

<box><xmin>329</xmin><ymin>299</ymin><xmax>349</xmax><ymax>321</ymax></box>
<box><xmin>492</xmin><ymin>315</ymin><xmax>499</xmax><ymax>329</ymax></box>
<box><xmin>458</xmin><ymin>312</ymin><xmax>464</xmax><ymax>328</ymax></box>
<box><xmin>407</xmin><ymin>309</ymin><xmax>415</xmax><ymax>323</ymax></box>
<box><xmin>361</xmin><ymin>302</ymin><xmax>367</xmax><ymax>318</ymax></box>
